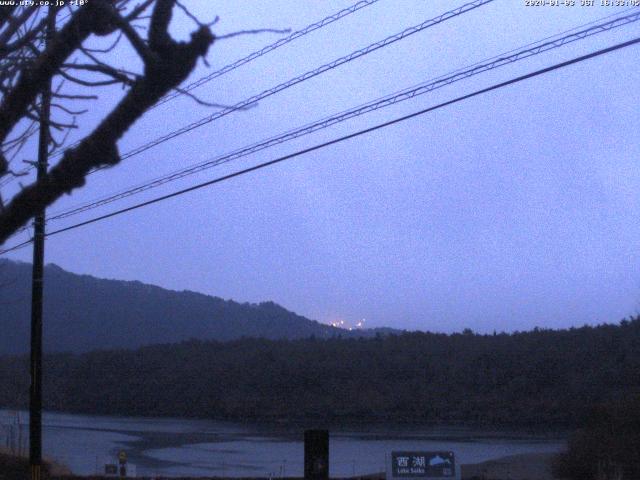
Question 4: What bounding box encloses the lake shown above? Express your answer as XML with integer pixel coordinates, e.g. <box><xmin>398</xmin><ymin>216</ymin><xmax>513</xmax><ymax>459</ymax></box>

<box><xmin>0</xmin><ymin>409</ymin><xmax>565</xmax><ymax>477</ymax></box>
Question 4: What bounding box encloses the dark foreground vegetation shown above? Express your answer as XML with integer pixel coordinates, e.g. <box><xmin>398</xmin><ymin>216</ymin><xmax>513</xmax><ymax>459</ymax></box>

<box><xmin>553</xmin><ymin>395</ymin><xmax>640</xmax><ymax>480</ymax></box>
<box><xmin>0</xmin><ymin>451</ymin><xmax>68</xmax><ymax>479</ymax></box>
<box><xmin>1</xmin><ymin>317</ymin><xmax>639</xmax><ymax>427</ymax></box>
<box><xmin>0</xmin><ymin>451</ymin><xmax>33</xmax><ymax>480</ymax></box>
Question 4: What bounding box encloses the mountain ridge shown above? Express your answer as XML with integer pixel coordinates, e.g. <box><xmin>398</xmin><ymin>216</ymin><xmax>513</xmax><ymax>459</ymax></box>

<box><xmin>0</xmin><ymin>259</ymin><xmax>392</xmax><ymax>354</ymax></box>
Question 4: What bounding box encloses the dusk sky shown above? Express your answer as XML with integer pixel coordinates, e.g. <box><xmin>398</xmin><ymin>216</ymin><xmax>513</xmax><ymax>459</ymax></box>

<box><xmin>2</xmin><ymin>0</ymin><xmax>640</xmax><ymax>333</ymax></box>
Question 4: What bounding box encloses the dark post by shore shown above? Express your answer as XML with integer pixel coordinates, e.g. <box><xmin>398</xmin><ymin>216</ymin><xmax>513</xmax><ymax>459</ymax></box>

<box><xmin>305</xmin><ymin>430</ymin><xmax>329</xmax><ymax>480</ymax></box>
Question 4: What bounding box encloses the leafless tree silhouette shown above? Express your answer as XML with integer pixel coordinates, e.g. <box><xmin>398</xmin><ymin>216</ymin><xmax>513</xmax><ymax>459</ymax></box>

<box><xmin>0</xmin><ymin>0</ymin><xmax>217</xmax><ymax>245</ymax></box>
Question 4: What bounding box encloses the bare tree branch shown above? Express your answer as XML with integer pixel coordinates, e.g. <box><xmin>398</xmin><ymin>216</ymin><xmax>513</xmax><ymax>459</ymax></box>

<box><xmin>149</xmin><ymin>0</ymin><xmax>173</xmax><ymax>48</ymax></box>
<box><xmin>51</xmin><ymin>104</ymin><xmax>88</xmax><ymax>116</ymax></box>
<box><xmin>216</xmin><ymin>28</ymin><xmax>291</xmax><ymax>41</ymax></box>
<box><xmin>0</xmin><ymin>0</ymin><xmax>215</xmax><ymax>244</ymax></box>
<box><xmin>61</xmin><ymin>62</ymin><xmax>137</xmax><ymax>86</ymax></box>
<box><xmin>81</xmin><ymin>31</ymin><xmax>123</xmax><ymax>54</ymax></box>
<box><xmin>171</xmin><ymin>85</ymin><xmax>256</xmax><ymax>110</ymax></box>
<box><xmin>58</xmin><ymin>68</ymin><xmax>123</xmax><ymax>87</ymax></box>
<box><xmin>0</xmin><ymin>4</ymin><xmax>101</xmax><ymax>147</ymax></box>
<box><xmin>124</xmin><ymin>0</ymin><xmax>156</xmax><ymax>22</ymax></box>
<box><xmin>175</xmin><ymin>0</ymin><xmax>218</xmax><ymax>29</ymax></box>
<box><xmin>0</xmin><ymin>6</ymin><xmax>38</xmax><ymax>51</ymax></box>
<box><xmin>0</xmin><ymin>6</ymin><xmax>18</xmax><ymax>30</ymax></box>
<box><xmin>52</xmin><ymin>93</ymin><xmax>99</xmax><ymax>100</ymax></box>
<box><xmin>105</xmin><ymin>6</ymin><xmax>157</xmax><ymax>65</ymax></box>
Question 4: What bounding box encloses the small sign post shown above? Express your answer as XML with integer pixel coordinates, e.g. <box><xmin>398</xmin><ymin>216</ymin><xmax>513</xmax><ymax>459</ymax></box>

<box><xmin>104</xmin><ymin>464</ymin><xmax>118</xmax><ymax>477</ymax></box>
<box><xmin>387</xmin><ymin>451</ymin><xmax>460</xmax><ymax>480</ymax></box>
<box><xmin>118</xmin><ymin>450</ymin><xmax>127</xmax><ymax>478</ymax></box>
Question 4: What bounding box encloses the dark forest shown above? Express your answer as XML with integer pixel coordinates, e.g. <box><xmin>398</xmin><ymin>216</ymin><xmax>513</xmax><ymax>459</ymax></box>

<box><xmin>1</xmin><ymin>317</ymin><xmax>638</xmax><ymax>427</ymax></box>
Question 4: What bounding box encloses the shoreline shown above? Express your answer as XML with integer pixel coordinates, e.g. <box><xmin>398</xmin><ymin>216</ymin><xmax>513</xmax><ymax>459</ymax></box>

<box><xmin>460</xmin><ymin>452</ymin><xmax>559</xmax><ymax>480</ymax></box>
<box><xmin>0</xmin><ymin>406</ymin><xmax>570</xmax><ymax>437</ymax></box>
<box><xmin>0</xmin><ymin>450</ymin><xmax>560</xmax><ymax>479</ymax></box>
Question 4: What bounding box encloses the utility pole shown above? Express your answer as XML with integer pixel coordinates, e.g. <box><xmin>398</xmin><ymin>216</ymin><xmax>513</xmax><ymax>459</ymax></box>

<box><xmin>30</xmin><ymin>8</ymin><xmax>55</xmax><ymax>480</ymax></box>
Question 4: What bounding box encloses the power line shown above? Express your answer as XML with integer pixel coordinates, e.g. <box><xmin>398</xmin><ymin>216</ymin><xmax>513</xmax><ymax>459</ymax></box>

<box><xmin>20</xmin><ymin>0</ymin><xmax>491</xmax><ymax>199</ymax></box>
<box><xmin>45</xmin><ymin>10</ymin><xmax>640</xmax><ymax>223</ymax></box>
<box><xmin>0</xmin><ymin>237</ymin><xmax>32</xmax><ymax>255</ymax></box>
<box><xmin>154</xmin><ymin>0</ymin><xmax>383</xmax><ymax>109</ymax></box>
<box><xmin>41</xmin><ymin>0</ymin><xmax>385</xmax><ymax>162</ymax></box>
<box><xmin>29</xmin><ymin>36</ymin><xmax>640</xmax><ymax>243</ymax></box>
<box><xmin>0</xmin><ymin>0</ymin><xmax>492</xmax><ymax>198</ymax></box>
<box><xmin>110</xmin><ymin>0</ymin><xmax>495</xmax><ymax>163</ymax></box>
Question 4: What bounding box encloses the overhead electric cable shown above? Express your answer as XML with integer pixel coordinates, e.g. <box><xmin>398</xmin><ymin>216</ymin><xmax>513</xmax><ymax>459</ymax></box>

<box><xmin>0</xmin><ymin>237</ymin><xmax>32</xmax><ymax>255</ymax></box>
<box><xmin>154</xmin><ymin>0</ymin><xmax>383</xmax><ymax>109</ymax></box>
<box><xmin>40</xmin><ymin>0</ymin><xmax>385</xmax><ymax>162</ymax></box>
<box><xmin>20</xmin><ymin>0</ymin><xmax>494</xmax><ymax>207</ymax></box>
<box><xmin>16</xmin><ymin>35</ymin><xmax>636</xmax><ymax>246</ymax></box>
<box><xmin>45</xmin><ymin>10</ymin><xmax>640</xmax><ymax>222</ymax></box>
<box><xmin>108</xmin><ymin>0</ymin><xmax>495</xmax><ymax>163</ymax></box>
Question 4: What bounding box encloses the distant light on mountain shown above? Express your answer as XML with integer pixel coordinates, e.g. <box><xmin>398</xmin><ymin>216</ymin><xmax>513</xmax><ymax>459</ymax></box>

<box><xmin>0</xmin><ymin>259</ymin><xmax>400</xmax><ymax>355</ymax></box>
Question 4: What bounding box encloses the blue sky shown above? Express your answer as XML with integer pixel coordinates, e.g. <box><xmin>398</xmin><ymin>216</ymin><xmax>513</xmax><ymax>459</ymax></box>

<box><xmin>3</xmin><ymin>0</ymin><xmax>640</xmax><ymax>332</ymax></box>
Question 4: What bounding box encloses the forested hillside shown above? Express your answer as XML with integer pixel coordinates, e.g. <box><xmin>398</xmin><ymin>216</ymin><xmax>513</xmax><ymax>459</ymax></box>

<box><xmin>0</xmin><ymin>259</ymin><xmax>369</xmax><ymax>354</ymax></box>
<box><xmin>1</xmin><ymin>318</ymin><xmax>638</xmax><ymax>427</ymax></box>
